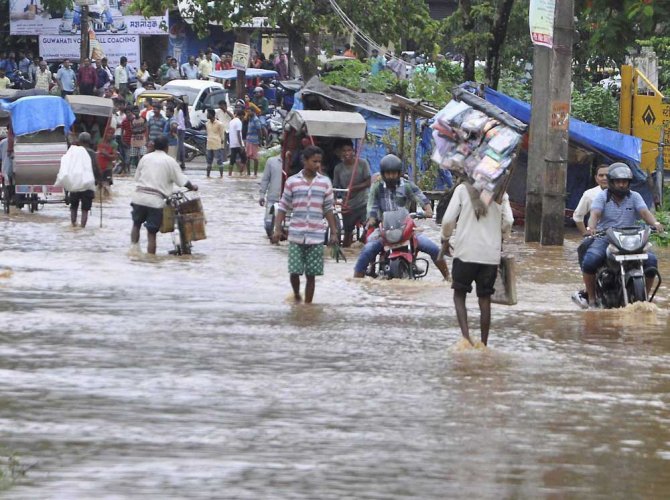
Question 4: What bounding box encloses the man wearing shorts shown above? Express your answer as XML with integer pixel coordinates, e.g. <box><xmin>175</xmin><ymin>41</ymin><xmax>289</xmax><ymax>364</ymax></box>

<box><xmin>228</xmin><ymin>109</ymin><xmax>247</xmax><ymax>176</ymax></box>
<box><xmin>131</xmin><ymin>135</ymin><xmax>198</xmax><ymax>254</ymax></box>
<box><xmin>245</xmin><ymin>111</ymin><xmax>262</xmax><ymax>177</ymax></box>
<box><xmin>332</xmin><ymin>140</ymin><xmax>371</xmax><ymax>247</ymax></box>
<box><xmin>440</xmin><ymin>180</ymin><xmax>514</xmax><ymax>346</ymax></box>
<box><xmin>271</xmin><ymin>146</ymin><xmax>338</xmax><ymax>303</ymax></box>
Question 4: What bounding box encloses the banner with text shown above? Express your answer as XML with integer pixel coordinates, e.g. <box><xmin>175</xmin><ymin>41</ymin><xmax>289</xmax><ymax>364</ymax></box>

<box><xmin>10</xmin><ymin>0</ymin><xmax>168</xmax><ymax>36</ymax></box>
<box><xmin>529</xmin><ymin>0</ymin><xmax>556</xmax><ymax>48</ymax></box>
<box><xmin>39</xmin><ymin>34</ymin><xmax>140</xmax><ymax>68</ymax></box>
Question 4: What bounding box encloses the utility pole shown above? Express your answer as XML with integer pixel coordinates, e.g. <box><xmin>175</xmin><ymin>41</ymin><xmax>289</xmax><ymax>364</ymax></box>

<box><xmin>80</xmin><ymin>4</ymin><xmax>90</xmax><ymax>63</ymax></box>
<box><xmin>540</xmin><ymin>0</ymin><xmax>573</xmax><ymax>245</ymax></box>
<box><xmin>525</xmin><ymin>43</ymin><xmax>551</xmax><ymax>243</ymax></box>
<box><xmin>525</xmin><ymin>0</ymin><xmax>574</xmax><ymax>245</ymax></box>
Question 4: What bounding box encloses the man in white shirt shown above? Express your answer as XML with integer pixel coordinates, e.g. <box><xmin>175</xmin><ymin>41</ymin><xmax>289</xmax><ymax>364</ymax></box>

<box><xmin>441</xmin><ymin>181</ymin><xmax>514</xmax><ymax>346</ymax></box>
<box><xmin>131</xmin><ymin>135</ymin><xmax>198</xmax><ymax>254</ymax></box>
<box><xmin>114</xmin><ymin>56</ymin><xmax>129</xmax><ymax>97</ymax></box>
<box><xmin>34</xmin><ymin>60</ymin><xmax>53</xmax><ymax>91</ymax></box>
<box><xmin>227</xmin><ymin>109</ymin><xmax>246</xmax><ymax>176</ymax></box>
<box><xmin>572</xmin><ymin>164</ymin><xmax>609</xmax><ymax>236</ymax></box>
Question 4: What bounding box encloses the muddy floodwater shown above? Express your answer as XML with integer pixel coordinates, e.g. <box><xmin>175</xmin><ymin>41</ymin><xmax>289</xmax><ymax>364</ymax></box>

<box><xmin>1</xmin><ymin>172</ymin><xmax>669</xmax><ymax>499</ymax></box>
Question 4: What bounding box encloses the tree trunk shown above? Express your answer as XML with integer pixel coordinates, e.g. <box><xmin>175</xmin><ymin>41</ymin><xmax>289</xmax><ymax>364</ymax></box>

<box><xmin>485</xmin><ymin>0</ymin><xmax>515</xmax><ymax>89</ymax></box>
<box><xmin>460</xmin><ymin>0</ymin><xmax>475</xmax><ymax>82</ymax></box>
<box><xmin>285</xmin><ymin>24</ymin><xmax>317</xmax><ymax>82</ymax></box>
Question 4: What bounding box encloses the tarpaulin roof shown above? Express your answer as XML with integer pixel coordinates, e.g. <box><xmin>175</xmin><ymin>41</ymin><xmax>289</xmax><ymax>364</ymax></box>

<box><xmin>66</xmin><ymin>95</ymin><xmax>114</xmax><ymax>118</ymax></box>
<box><xmin>209</xmin><ymin>68</ymin><xmax>278</xmax><ymax>80</ymax></box>
<box><xmin>284</xmin><ymin>109</ymin><xmax>367</xmax><ymax>138</ymax></box>
<box><xmin>0</xmin><ymin>95</ymin><xmax>75</xmax><ymax>136</ymax></box>
<box><xmin>480</xmin><ymin>85</ymin><xmax>642</xmax><ymax>167</ymax></box>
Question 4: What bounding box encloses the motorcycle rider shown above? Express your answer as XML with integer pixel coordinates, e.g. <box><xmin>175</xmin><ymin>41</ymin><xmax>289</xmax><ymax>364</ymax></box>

<box><xmin>581</xmin><ymin>162</ymin><xmax>663</xmax><ymax>308</ymax></box>
<box><xmin>353</xmin><ymin>154</ymin><xmax>450</xmax><ymax>280</ymax></box>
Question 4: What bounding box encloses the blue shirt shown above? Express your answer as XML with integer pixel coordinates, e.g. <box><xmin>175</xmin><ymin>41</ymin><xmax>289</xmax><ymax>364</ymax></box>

<box><xmin>246</xmin><ymin>115</ymin><xmax>262</xmax><ymax>145</ymax></box>
<box><xmin>367</xmin><ymin>178</ymin><xmax>429</xmax><ymax>220</ymax></box>
<box><xmin>591</xmin><ymin>189</ymin><xmax>647</xmax><ymax>231</ymax></box>
<box><xmin>56</xmin><ymin>67</ymin><xmax>76</xmax><ymax>91</ymax></box>
<box><xmin>181</xmin><ymin>63</ymin><xmax>199</xmax><ymax>79</ymax></box>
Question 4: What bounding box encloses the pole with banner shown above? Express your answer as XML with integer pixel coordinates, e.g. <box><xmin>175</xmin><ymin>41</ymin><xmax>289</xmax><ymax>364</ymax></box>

<box><xmin>75</xmin><ymin>0</ymin><xmax>96</xmax><ymax>62</ymax></box>
<box><xmin>233</xmin><ymin>40</ymin><xmax>250</xmax><ymax>100</ymax></box>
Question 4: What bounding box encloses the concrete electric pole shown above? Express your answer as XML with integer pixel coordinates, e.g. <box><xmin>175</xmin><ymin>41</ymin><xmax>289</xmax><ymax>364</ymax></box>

<box><xmin>525</xmin><ymin>0</ymin><xmax>574</xmax><ymax>245</ymax></box>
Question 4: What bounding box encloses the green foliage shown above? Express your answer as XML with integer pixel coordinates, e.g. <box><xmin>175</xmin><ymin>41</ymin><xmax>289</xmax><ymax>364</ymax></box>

<box><xmin>571</xmin><ymin>83</ymin><xmax>619</xmax><ymax>130</ymax></box>
<box><xmin>650</xmin><ymin>185</ymin><xmax>670</xmax><ymax>246</ymax></box>
<box><xmin>498</xmin><ymin>71</ymin><xmax>532</xmax><ymax>103</ymax></box>
<box><xmin>406</xmin><ymin>70</ymin><xmax>451</xmax><ymax>108</ymax></box>
<box><xmin>321</xmin><ymin>60</ymin><xmax>369</xmax><ymax>90</ymax></box>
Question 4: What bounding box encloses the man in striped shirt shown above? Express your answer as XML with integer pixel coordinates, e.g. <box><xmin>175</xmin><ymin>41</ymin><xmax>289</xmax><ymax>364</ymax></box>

<box><xmin>272</xmin><ymin>146</ymin><xmax>338</xmax><ymax>303</ymax></box>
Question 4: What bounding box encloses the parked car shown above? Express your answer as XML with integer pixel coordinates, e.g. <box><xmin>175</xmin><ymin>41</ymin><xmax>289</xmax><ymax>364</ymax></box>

<box><xmin>161</xmin><ymin>79</ymin><xmax>231</xmax><ymax>129</ymax></box>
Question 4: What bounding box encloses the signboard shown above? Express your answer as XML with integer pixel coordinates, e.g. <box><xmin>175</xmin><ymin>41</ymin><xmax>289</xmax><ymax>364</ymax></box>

<box><xmin>632</xmin><ymin>94</ymin><xmax>670</xmax><ymax>173</ymax></box>
<box><xmin>529</xmin><ymin>0</ymin><xmax>556</xmax><ymax>48</ymax></box>
<box><xmin>39</xmin><ymin>34</ymin><xmax>140</xmax><ymax>68</ymax></box>
<box><xmin>10</xmin><ymin>0</ymin><xmax>168</xmax><ymax>36</ymax></box>
<box><xmin>550</xmin><ymin>101</ymin><xmax>570</xmax><ymax>130</ymax></box>
<box><xmin>232</xmin><ymin>42</ymin><xmax>250</xmax><ymax>71</ymax></box>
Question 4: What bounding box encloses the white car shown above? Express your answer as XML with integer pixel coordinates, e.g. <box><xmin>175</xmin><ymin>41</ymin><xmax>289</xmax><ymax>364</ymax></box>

<box><xmin>161</xmin><ymin>79</ymin><xmax>231</xmax><ymax>128</ymax></box>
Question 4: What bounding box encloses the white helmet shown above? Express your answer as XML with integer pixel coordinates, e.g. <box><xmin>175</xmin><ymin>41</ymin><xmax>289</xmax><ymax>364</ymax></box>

<box><xmin>254</xmin><ymin>86</ymin><xmax>263</xmax><ymax>94</ymax></box>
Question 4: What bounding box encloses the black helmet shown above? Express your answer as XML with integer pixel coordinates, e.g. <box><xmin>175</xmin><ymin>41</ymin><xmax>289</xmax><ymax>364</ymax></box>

<box><xmin>380</xmin><ymin>154</ymin><xmax>403</xmax><ymax>175</ymax></box>
<box><xmin>607</xmin><ymin>162</ymin><xmax>633</xmax><ymax>197</ymax></box>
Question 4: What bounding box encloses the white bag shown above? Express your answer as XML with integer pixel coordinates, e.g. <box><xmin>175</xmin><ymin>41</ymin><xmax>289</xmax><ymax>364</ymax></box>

<box><xmin>56</xmin><ymin>145</ymin><xmax>95</xmax><ymax>192</ymax></box>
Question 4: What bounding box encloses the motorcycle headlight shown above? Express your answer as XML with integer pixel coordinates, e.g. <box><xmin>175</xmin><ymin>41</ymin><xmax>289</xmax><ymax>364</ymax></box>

<box><xmin>385</xmin><ymin>228</ymin><xmax>403</xmax><ymax>244</ymax></box>
<box><xmin>620</xmin><ymin>235</ymin><xmax>641</xmax><ymax>251</ymax></box>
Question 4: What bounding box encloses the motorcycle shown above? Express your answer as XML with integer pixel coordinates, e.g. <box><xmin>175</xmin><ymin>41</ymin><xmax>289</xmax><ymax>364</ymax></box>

<box><xmin>265</xmin><ymin>108</ymin><xmax>286</xmax><ymax>147</ymax></box>
<box><xmin>369</xmin><ymin>208</ymin><xmax>429</xmax><ymax>279</ymax></box>
<box><xmin>588</xmin><ymin>226</ymin><xmax>661</xmax><ymax>308</ymax></box>
<box><xmin>184</xmin><ymin>128</ymin><xmax>207</xmax><ymax>162</ymax></box>
<box><xmin>11</xmin><ymin>71</ymin><xmax>33</xmax><ymax>90</ymax></box>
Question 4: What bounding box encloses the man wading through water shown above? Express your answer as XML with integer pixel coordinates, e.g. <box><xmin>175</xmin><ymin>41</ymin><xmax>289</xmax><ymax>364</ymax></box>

<box><xmin>440</xmin><ymin>180</ymin><xmax>513</xmax><ymax>346</ymax></box>
<box><xmin>272</xmin><ymin>146</ymin><xmax>338</xmax><ymax>303</ymax></box>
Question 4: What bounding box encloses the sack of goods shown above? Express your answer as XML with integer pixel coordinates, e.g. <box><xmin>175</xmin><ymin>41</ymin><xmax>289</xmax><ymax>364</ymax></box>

<box><xmin>431</xmin><ymin>89</ymin><xmax>527</xmax><ymax>205</ymax></box>
<box><xmin>55</xmin><ymin>145</ymin><xmax>96</xmax><ymax>192</ymax></box>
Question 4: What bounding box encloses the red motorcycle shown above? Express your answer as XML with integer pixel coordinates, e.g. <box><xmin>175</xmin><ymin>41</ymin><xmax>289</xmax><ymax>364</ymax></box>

<box><xmin>370</xmin><ymin>208</ymin><xmax>429</xmax><ymax>279</ymax></box>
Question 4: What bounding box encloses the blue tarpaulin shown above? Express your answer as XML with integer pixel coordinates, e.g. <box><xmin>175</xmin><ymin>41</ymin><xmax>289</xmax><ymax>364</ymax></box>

<box><xmin>483</xmin><ymin>86</ymin><xmax>642</xmax><ymax>167</ymax></box>
<box><xmin>0</xmin><ymin>95</ymin><xmax>75</xmax><ymax>136</ymax></box>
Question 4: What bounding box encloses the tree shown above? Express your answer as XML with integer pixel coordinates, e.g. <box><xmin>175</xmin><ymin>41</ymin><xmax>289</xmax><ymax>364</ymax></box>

<box><xmin>441</xmin><ymin>0</ymin><xmax>518</xmax><ymax>88</ymax></box>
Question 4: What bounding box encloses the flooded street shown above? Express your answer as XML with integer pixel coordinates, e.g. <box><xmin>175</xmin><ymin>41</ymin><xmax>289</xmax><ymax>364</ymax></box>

<box><xmin>1</xmin><ymin>170</ymin><xmax>670</xmax><ymax>499</ymax></box>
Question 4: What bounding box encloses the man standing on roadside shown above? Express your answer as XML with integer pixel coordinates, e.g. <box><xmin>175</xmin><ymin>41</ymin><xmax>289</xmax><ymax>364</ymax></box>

<box><xmin>181</xmin><ymin>56</ymin><xmax>199</xmax><ymax>80</ymax></box>
<box><xmin>440</xmin><ymin>180</ymin><xmax>514</xmax><ymax>346</ymax></box>
<box><xmin>114</xmin><ymin>56</ymin><xmax>129</xmax><ymax>98</ymax></box>
<box><xmin>131</xmin><ymin>135</ymin><xmax>198</xmax><ymax>255</ymax></box>
<box><xmin>34</xmin><ymin>60</ymin><xmax>54</xmax><ymax>92</ymax></box>
<box><xmin>205</xmin><ymin>108</ymin><xmax>225</xmax><ymax>178</ymax></box>
<box><xmin>56</xmin><ymin>59</ymin><xmax>76</xmax><ymax>97</ymax></box>
<box><xmin>77</xmin><ymin>58</ymin><xmax>98</xmax><ymax>96</ymax></box>
<box><xmin>198</xmin><ymin>50</ymin><xmax>214</xmax><ymax>80</ymax></box>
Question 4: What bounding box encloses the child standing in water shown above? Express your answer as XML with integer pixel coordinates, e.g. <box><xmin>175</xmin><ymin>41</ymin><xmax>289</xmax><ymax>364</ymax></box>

<box><xmin>272</xmin><ymin>146</ymin><xmax>338</xmax><ymax>303</ymax></box>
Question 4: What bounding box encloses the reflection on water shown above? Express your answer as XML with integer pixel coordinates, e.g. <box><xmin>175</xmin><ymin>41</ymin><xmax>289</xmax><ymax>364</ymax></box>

<box><xmin>1</xmin><ymin>173</ymin><xmax>670</xmax><ymax>499</ymax></box>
